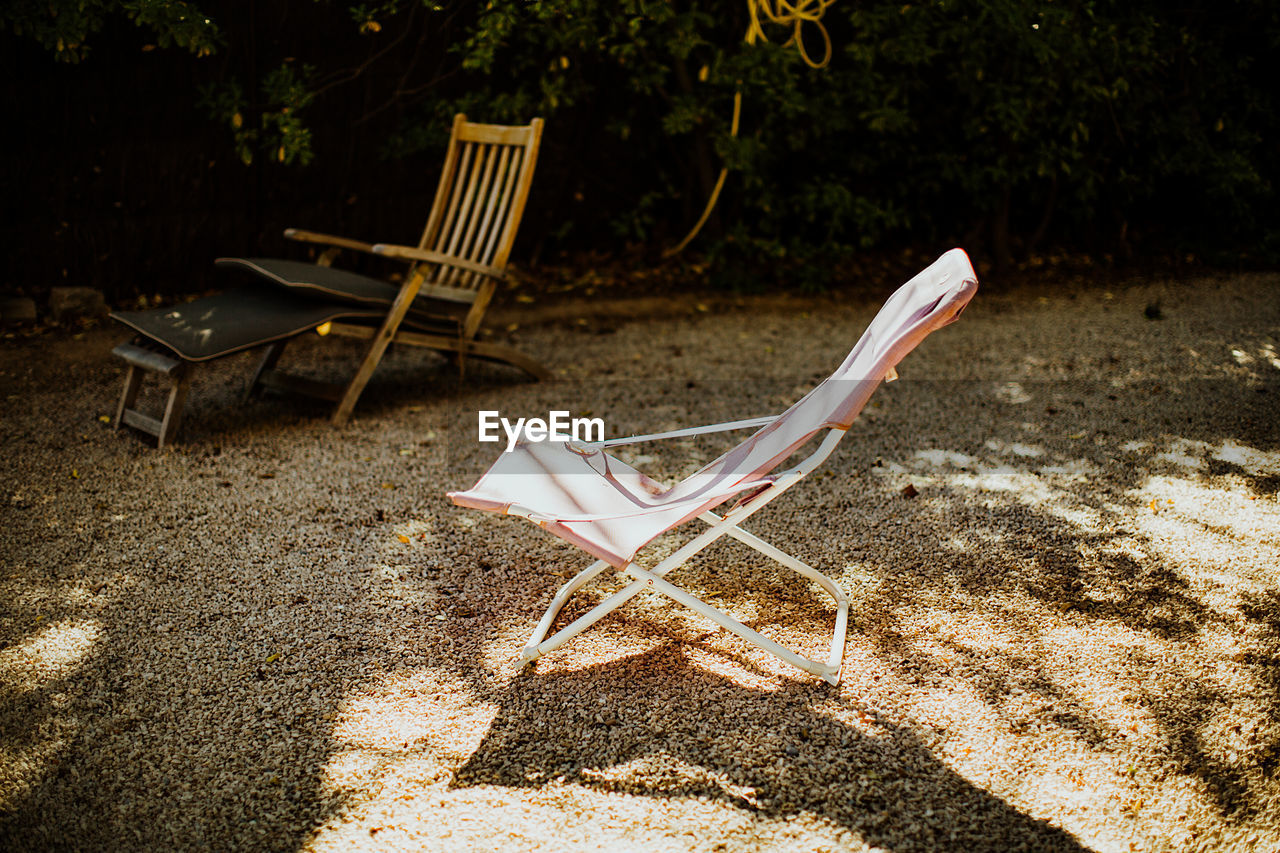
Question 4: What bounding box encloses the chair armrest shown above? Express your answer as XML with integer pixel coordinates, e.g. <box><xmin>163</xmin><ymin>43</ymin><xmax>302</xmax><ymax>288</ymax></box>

<box><xmin>371</xmin><ymin>243</ymin><xmax>504</xmax><ymax>280</ymax></box>
<box><xmin>592</xmin><ymin>415</ymin><xmax>779</xmax><ymax>449</ymax></box>
<box><xmin>505</xmin><ymin>475</ymin><xmax>780</xmax><ymax>524</ymax></box>
<box><xmin>283</xmin><ymin>228</ymin><xmax>377</xmax><ymax>255</ymax></box>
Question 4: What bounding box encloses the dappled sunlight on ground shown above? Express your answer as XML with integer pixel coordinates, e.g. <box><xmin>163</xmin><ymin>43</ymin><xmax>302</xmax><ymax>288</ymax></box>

<box><xmin>842</xmin><ymin>420</ymin><xmax>1280</xmax><ymax>850</ymax></box>
<box><xmin>0</xmin><ymin>618</ymin><xmax>103</xmax><ymax>813</ymax></box>
<box><xmin>0</xmin><ymin>619</ymin><xmax>102</xmax><ymax>693</ymax></box>
<box><xmin>1229</xmin><ymin>342</ymin><xmax>1280</xmax><ymax>372</ymax></box>
<box><xmin>309</xmin><ymin>669</ymin><xmax>499</xmax><ymax>844</ymax></box>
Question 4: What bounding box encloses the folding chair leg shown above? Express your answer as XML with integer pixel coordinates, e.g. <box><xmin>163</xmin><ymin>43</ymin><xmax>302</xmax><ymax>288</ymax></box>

<box><xmin>624</xmin><ymin>563</ymin><xmax>844</xmax><ymax>685</ymax></box>
<box><xmin>521</xmin><ymin>516</ymin><xmax>848</xmax><ymax>684</ymax></box>
<box><xmin>710</xmin><ymin>512</ymin><xmax>849</xmax><ymax>607</ymax></box>
<box><xmin>523</xmin><ymin>571</ymin><xmax>651</xmax><ymax>664</ymax></box>
<box><xmin>517</xmin><ymin>432</ymin><xmax>849</xmax><ymax>683</ymax></box>
<box><xmin>522</xmin><ymin>508</ymin><xmax>750</xmax><ymax>663</ymax></box>
<box><xmin>520</xmin><ymin>559</ymin><xmax>610</xmax><ymax>664</ymax></box>
<box><xmin>712</xmin><ymin>518</ymin><xmax>848</xmax><ymax>681</ymax></box>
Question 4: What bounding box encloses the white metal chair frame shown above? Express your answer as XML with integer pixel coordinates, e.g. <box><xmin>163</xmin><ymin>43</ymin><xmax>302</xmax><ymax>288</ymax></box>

<box><xmin>450</xmin><ymin>248</ymin><xmax>979</xmax><ymax>686</ymax></box>
<box><xmin>508</xmin><ymin>420</ymin><xmax>850</xmax><ymax>685</ymax></box>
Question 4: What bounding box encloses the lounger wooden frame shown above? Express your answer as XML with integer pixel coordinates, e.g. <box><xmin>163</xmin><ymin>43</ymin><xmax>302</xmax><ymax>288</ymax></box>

<box><xmin>112</xmin><ymin>341</ymin><xmax>193</xmax><ymax>449</ymax></box>
<box><xmin>252</xmin><ymin>113</ymin><xmax>547</xmax><ymax>425</ymax></box>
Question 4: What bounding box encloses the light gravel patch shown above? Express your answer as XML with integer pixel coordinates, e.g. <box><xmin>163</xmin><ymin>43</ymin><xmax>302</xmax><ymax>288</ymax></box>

<box><xmin>2</xmin><ymin>271</ymin><xmax>1279</xmax><ymax>851</ymax></box>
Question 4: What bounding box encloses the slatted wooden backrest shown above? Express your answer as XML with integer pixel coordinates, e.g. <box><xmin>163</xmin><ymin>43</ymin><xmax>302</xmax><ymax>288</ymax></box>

<box><xmin>414</xmin><ymin>113</ymin><xmax>544</xmax><ymax>291</ymax></box>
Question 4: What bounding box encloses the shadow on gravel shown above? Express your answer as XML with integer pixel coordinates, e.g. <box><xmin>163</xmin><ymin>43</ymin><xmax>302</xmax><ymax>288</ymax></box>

<box><xmin>824</xmin><ymin>375</ymin><xmax>1280</xmax><ymax>826</ymax></box>
<box><xmin>0</xmin><ymin>527</ymin><xmax>390</xmax><ymax>850</ymax></box>
<box><xmin>453</xmin><ymin>648</ymin><xmax>1091</xmax><ymax>851</ymax></box>
<box><xmin>154</xmin><ymin>337</ymin><xmax>535</xmax><ymax>447</ymax></box>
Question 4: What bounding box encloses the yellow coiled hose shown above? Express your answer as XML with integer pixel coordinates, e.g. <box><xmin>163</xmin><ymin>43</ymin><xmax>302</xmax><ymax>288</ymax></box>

<box><xmin>664</xmin><ymin>0</ymin><xmax>834</xmax><ymax>258</ymax></box>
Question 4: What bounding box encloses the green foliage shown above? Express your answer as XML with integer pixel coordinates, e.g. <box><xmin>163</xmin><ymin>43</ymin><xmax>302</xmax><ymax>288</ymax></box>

<box><xmin>9</xmin><ymin>0</ymin><xmax>1280</xmax><ymax>273</ymax></box>
<box><xmin>1</xmin><ymin>0</ymin><xmax>219</xmax><ymax>61</ymax></box>
<box><xmin>200</xmin><ymin>64</ymin><xmax>318</xmax><ymax>166</ymax></box>
<box><xmin>439</xmin><ymin>0</ymin><xmax>1279</xmax><ymax>267</ymax></box>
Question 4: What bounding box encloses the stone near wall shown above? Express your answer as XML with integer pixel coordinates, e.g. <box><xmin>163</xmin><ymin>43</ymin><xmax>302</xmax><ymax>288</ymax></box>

<box><xmin>1</xmin><ymin>297</ymin><xmax>38</xmax><ymax>325</ymax></box>
<box><xmin>49</xmin><ymin>287</ymin><xmax>107</xmax><ymax>322</ymax></box>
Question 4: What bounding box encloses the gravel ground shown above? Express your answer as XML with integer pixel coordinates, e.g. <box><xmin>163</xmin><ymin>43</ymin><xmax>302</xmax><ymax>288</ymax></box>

<box><xmin>1</xmin><ymin>268</ymin><xmax>1278</xmax><ymax>852</ymax></box>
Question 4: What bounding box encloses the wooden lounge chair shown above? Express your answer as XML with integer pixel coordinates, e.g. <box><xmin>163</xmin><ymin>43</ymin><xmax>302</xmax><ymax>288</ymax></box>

<box><xmin>110</xmin><ymin>114</ymin><xmax>547</xmax><ymax>447</ymax></box>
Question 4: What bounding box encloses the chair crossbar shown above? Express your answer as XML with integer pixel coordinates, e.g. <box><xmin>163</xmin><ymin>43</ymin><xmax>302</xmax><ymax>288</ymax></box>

<box><xmin>519</xmin><ymin>428</ymin><xmax>850</xmax><ymax>684</ymax></box>
<box><xmin>624</xmin><ymin>563</ymin><xmax>843</xmax><ymax>682</ymax></box>
<box><xmin>521</xmin><ymin>558</ymin><xmax>610</xmax><ymax>661</ymax></box>
<box><xmin>519</xmin><ymin>502</ymin><xmax>752</xmax><ymax>663</ymax></box>
<box><xmin>712</xmin><ymin>515</ymin><xmax>847</xmax><ymax>603</ymax></box>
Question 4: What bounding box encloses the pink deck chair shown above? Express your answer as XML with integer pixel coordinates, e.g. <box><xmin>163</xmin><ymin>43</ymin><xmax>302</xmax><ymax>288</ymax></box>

<box><xmin>448</xmin><ymin>249</ymin><xmax>978</xmax><ymax>684</ymax></box>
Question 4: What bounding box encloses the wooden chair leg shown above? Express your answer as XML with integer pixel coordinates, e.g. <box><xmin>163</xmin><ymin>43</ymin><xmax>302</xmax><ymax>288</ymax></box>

<box><xmin>158</xmin><ymin>367</ymin><xmax>192</xmax><ymax>449</ymax></box>
<box><xmin>245</xmin><ymin>340</ymin><xmax>288</xmax><ymax>402</ymax></box>
<box><xmin>114</xmin><ymin>365</ymin><xmax>144</xmax><ymax>431</ymax></box>
<box><xmin>332</xmin><ymin>334</ymin><xmax>391</xmax><ymax>427</ymax></box>
<box><xmin>111</xmin><ymin>342</ymin><xmax>196</xmax><ymax>448</ymax></box>
<box><xmin>332</xmin><ymin>276</ymin><xmax>423</xmax><ymax>426</ymax></box>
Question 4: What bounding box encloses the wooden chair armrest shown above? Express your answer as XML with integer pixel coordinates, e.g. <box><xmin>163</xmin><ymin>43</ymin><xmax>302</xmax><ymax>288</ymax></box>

<box><xmin>283</xmin><ymin>228</ymin><xmax>377</xmax><ymax>255</ymax></box>
<box><xmin>371</xmin><ymin>243</ymin><xmax>504</xmax><ymax>280</ymax></box>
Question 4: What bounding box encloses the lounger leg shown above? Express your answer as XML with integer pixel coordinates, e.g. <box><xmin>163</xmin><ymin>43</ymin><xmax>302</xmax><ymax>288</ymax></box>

<box><xmin>114</xmin><ymin>365</ymin><xmax>144</xmax><ymax>432</ymax></box>
<box><xmin>246</xmin><ymin>340</ymin><xmax>288</xmax><ymax>402</ymax></box>
<box><xmin>157</xmin><ymin>366</ymin><xmax>192</xmax><ymax>450</ymax></box>
<box><xmin>112</xmin><ymin>341</ymin><xmax>194</xmax><ymax>447</ymax></box>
